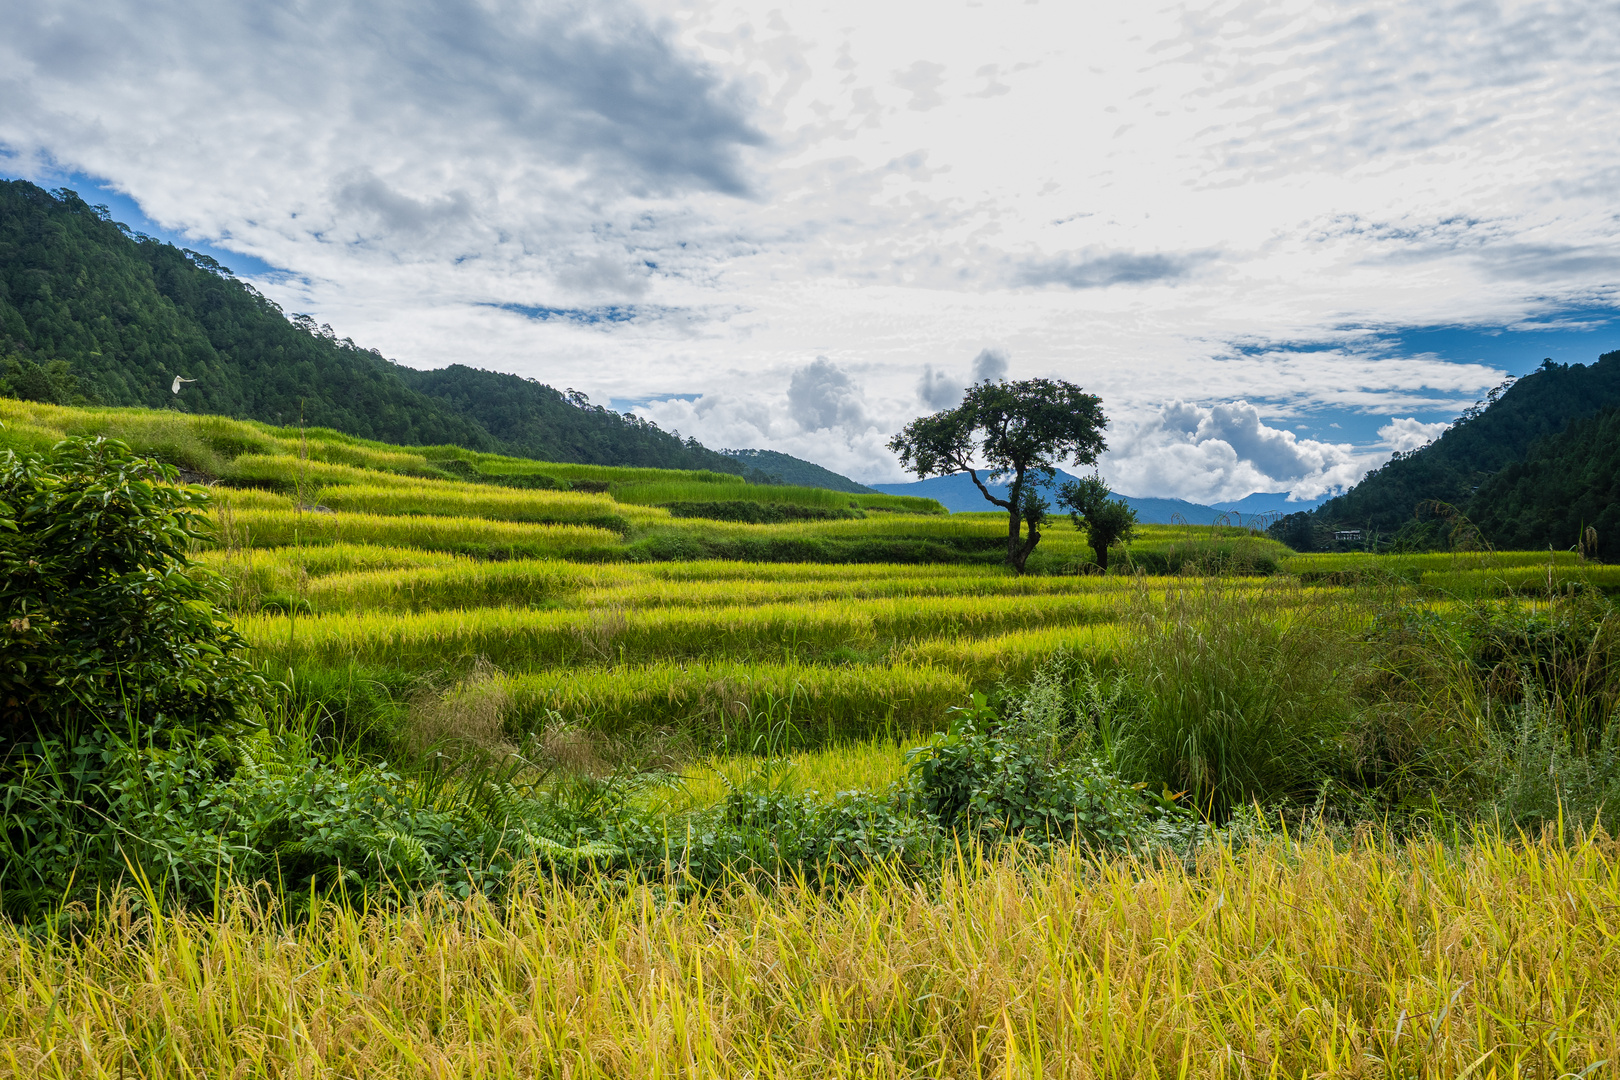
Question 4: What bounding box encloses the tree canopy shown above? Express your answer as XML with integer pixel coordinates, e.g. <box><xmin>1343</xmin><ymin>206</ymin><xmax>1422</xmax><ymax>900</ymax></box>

<box><xmin>888</xmin><ymin>378</ymin><xmax>1107</xmax><ymax>572</ymax></box>
<box><xmin>1057</xmin><ymin>474</ymin><xmax>1138</xmax><ymax>571</ymax></box>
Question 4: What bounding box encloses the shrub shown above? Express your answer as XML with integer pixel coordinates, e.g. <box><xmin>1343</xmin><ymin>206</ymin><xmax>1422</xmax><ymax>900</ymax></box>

<box><xmin>0</xmin><ymin>436</ymin><xmax>267</xmax><ymax>754</ymax></box>
<box><xmin>902</xmin><ymin>693</ymin><xmax>1184</xmax><ymax>850</ymax></box>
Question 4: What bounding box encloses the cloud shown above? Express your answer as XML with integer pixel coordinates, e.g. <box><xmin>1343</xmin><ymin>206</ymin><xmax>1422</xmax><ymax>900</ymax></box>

<box><xmin>0</xmin><ymin>0</ymin><xmax>765</xmax><ymax>282</ymax></box>
<box><xmin>891</xmin><ymin>61</ymin><xmax>946</xmax><ymax>111</ymax></box>
<box><xmin>787</xmin><ymin>357</ymin><xmax>870</xmax><ymax>432</ymax></box>
<box><xmin>1011</xmin><ymin>251</ymin><xmax>1210</xmax><ymax>289</ymax></box>
<box><xmin>917</xmin><ymin>364</ymin><xmax>962</xmax><ymax>409</ymax></box>
<box><xmin>971</xmin><ymin>348</ymin><xmax>1009</xmax><ymax>383</ymax></box>
<box><xmin>633</xmin><ymin>384</ymin><xmax>905</xmax><ymax>482</ymax></box>
<box><xmin>1379</xmin><ymin>417</ymin><xmax>1451</xmax><ymax>452</ymax></box>
<box><xmin>1106</xmin><ymin>400</ymin><xmax>1372</xmax><ymax>503</ymax></box>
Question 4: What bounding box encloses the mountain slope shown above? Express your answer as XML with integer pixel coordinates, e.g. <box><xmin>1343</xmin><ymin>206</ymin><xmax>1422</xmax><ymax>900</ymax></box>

<box><xmin>721</xmin><ymin>449</ymin><xmax>877</xmax><ymax>494</ymax></box>
<box><xmin>868</xmin><ymin>470</ymin><xmax>1240</xmax><ymax>524</ymax></box>
<box><xmin>1313</xmin><ymin>352</ymin><xmax>1620</xmax><ymax>534</ymax></box>
<box><xmin>1468</xmin><ymin>405</ymin><xmax>1620</xmax><ymax>560</ymax></box>
<box><xmin>0</xmin><ymin>180</ymin><xmax>745</xmax><ymax>472</ymax></box>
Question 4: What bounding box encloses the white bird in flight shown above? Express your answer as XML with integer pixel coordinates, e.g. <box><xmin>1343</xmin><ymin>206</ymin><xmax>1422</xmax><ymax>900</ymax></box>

<box><xmin>171</xmin><ymin>376</ymin><xmax>198</xmax><ymax>394</ymax></box>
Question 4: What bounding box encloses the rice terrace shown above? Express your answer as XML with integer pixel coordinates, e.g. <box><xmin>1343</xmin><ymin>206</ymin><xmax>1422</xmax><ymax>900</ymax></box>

<box><xmin>7</xmin><ymin>3</ymin><xmax>1620</xmax><ymax>1075</ymax></box>
<box><xmin>4</xmin><ymin>388</ymin><xmax>1620</xmax><ymax>1078</ymax></box>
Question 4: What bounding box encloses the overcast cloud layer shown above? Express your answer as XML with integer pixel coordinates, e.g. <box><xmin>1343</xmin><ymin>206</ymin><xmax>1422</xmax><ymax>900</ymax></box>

<box><xmin>4</xmin><ymin>0</ymin><xmax>1619</xmax><ymax>498</ymax></box>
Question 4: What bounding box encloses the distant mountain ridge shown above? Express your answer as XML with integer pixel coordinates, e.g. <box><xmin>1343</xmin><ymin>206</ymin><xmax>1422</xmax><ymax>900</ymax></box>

<box><xmin>869</xmin><ymin>470</ymin><xmax>1293</xmax><ymax>525</ymax></box>
<box><xmin>1212</xmin><ymin>491</ymin><xmax>1332</xmax><ymax>516</ymax></box>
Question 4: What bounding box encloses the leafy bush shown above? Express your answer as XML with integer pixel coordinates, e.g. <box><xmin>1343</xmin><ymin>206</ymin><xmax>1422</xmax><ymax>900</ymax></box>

<box><xmin>0</xmin><ymin>713</ymin><xmax>620</xmax><ymax>920</ymax></box>
<box><xmin>0</xmin><ymin>436</ymin><xmax>267</xmax><ymax>752</ymax></box>
<box><xmin>903</xmin><ymin>692</ymin><xmax>1188</xmax><ymax>850</ymax></box>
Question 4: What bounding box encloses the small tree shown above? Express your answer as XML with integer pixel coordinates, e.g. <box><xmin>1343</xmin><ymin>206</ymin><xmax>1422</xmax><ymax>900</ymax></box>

<box><xmin>0</xmin><ymin>436</ymin><xmax>265</xmax><ymax>758</ymax></box>
<box><xmin>1056</xmin><ymin>474</ymin><xmax>1137</xmax><ymax>572</ymax></box>
<box><xmin>888</xmin><ymin>378</ymin><xmax>1107</xmax><ymax>573</ymax></box>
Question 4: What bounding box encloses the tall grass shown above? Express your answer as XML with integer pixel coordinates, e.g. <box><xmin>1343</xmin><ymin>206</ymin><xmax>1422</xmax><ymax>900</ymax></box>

<box><xmin>1112</xmin><ymin>579</ymin><xmax>1369</xmax><ymax>819</ymax></box>
<box><xmin>5</xmin><ymin>831</ymin><xmax>1615</xmax><ymax>1077</ymax></box>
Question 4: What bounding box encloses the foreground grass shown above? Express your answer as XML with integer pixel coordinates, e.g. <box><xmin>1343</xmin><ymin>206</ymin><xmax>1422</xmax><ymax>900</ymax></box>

<box><xmin>4</xmin><ymin>831</ymin><xmax>1617</xmax><ymax>1078</ymax></box>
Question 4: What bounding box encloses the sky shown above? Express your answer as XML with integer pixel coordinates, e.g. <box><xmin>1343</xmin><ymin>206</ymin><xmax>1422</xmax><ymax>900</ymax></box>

<box><xmin>3</xmin><ymin>0</ymin><xmax>1619</xmax><ymax>500</ymax></box>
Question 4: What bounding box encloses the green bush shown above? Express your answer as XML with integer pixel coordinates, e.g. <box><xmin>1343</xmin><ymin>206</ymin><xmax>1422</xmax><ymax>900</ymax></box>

<box><xmin>902</xmin><ymin>692</ymin><xmax>1186</xmax><ymax>849</ymax></box>
<box><xmin>0</xmin><ymin>436</ymin><xmax>267</xmax><ymax>752</ymax></box>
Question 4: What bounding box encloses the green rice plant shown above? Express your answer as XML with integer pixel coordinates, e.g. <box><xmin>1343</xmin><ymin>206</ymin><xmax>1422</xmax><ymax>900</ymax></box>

<box><xmin>1123</xmin><ymin>533</ymin><xmax>1292</xmax><ymax>575</ymax></box>
<box><xmin>895</xmin><ymin>624</ymin><xmax>1126</xmax><ymax>684</ymax></box>
<box><xmin>1422</xmin><ymin>564</ymin><xmax>1620</xmax><ymax>598</ymax></box>
<box><xmin>208</xmin><ymin>486</ymin><xmax>297</xmax><ymax>512</ymax></box>
<box><xmin>258</xmin><ymin>429</ymin><xmax>439</xmax><ymax>474</ymax></box>
<box><xmin>611</xmin><ymin>480</ymin><xmax>861</xmax><ymax>509</ymax></box>
<box><xmin>245</xmin><ymin>593</ymin><xmax>1128</xmax><ymax>672</ymax></box>
<box><xmin>301</xmin><ymin>560</ymin><xmax>590</xmax><ymax>612</ymax></box>
<box><xmin>501</xmin><ymin>660</ymin><xmax>970</xmax><ymax>744</ymax></box>
<box><xmin>4</xmin><ymin>402</ymin><xmax>281</xmax><ymax>475</ymax></box>
<box><xmin>215</xmin><ymin>508</ymin><xmax>624</xmax><ymax>559</ymax></box>
<box><xmin>642</xmin><ymin>737</ymin><xmax>916</xmax><ymax>813</ymax></box>
<box><xmin>221</xmin><ymin>453</ymin><xmax>436</xmax><ymax>491</ymax></box>
<box><xmin>313</xmin><ymin>481</ymin><xmax>640</xmax><ymax>529</ymax></box>
<box><xmin>1285</xmin><ymin>549</ymin><xmax>1585</xmax><ymax>584</ymax></box>
<box><xmin>198</xmin><ymin>542</ymin><xmax>473</xmax><ymax>580</ymax></box>
<box><xmin>576</xmin><ymin>569</ymin><xmax>1156</xmax><ymax>611</ymax></box>
<box><xmin>852</xmin><ymin>492</ymin><xmax>947</xmax><ymax>514</ymax></box>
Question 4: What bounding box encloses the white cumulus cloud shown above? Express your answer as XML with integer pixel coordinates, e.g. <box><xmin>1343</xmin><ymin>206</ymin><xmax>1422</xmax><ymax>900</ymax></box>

<box><xmin>1103</xmin><ymin>400</ymin><xmax>1374</xmax><ymax>504</ymax></box>
<box><xmin>1379</xmin><ymin>417</ymin><xmax>1452</xmax><ymax>453</ymax></box>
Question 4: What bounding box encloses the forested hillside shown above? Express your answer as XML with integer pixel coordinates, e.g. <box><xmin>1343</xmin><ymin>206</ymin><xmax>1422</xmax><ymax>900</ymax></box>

<box><xmin>1310</xmin><ymin>351</ymin><xmax>1620</xmax><ymax>540</ymax></box>
<box><xmin>721</xmin><ymin>448</ymin><xmax>876</xmax><ymax>493</ymax></box>
<box><xmin>0</xmin><ymin>180</ymin><xmax>744</xmax><ymax>471</ymax></box>
<box><xmin>1468</xmin><ymin>405</ymin><xmax>1620</xmax><ymax>560</ymax></box>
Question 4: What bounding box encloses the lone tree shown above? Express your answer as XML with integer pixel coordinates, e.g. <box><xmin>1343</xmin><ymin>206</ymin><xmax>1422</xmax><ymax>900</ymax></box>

<box><xmin>888</xmin><ymin>378</ymin><xmax>1107</xmax><ymax>573</ymax></box>
<box><xmin>1056</xmin><ymin>474</ymin><xmax>1138</xmax><ymax>571</ymax></box>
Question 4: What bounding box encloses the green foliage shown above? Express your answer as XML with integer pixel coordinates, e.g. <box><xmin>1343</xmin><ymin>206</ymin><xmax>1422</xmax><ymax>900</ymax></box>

<box><xmin>0</xmin><ymin>436</ymin><xmax>266</xmax><ymax>750</ymax></box>
<box><xmin>902</xmin><ymin>692</ymin><xmax>1185</xmax><ymax>850</ymax></box>
<box><xmin>0</xmin><ymin>354</ymin><xmax>97</xmax><ymax>406</ymax></box>
<box><xmin>1057</xmin><ymin>474</ymin><xmax>1138</xmax><ymax>571</ymax></box>
<box><xmin>1469</xmin><ymin>405</ymin><xmax>1620</xmax><ymax>561</ymax></box>
<box><xmin>888</xmin><ymin>378</ymin><xmax>1108</xmax><ymax>573</ymax></box>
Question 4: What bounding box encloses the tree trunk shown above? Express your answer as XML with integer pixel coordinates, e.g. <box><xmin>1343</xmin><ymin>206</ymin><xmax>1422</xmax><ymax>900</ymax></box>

<box><xmin>1093</xmin><ymin>539</ymin><xmax>1109</xmax><ymax>572</ymax></box>
<box><xmin>1010</xmin><ymin>517</ymin><xmax>1041</xmax><ymax>574</ymax></box>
